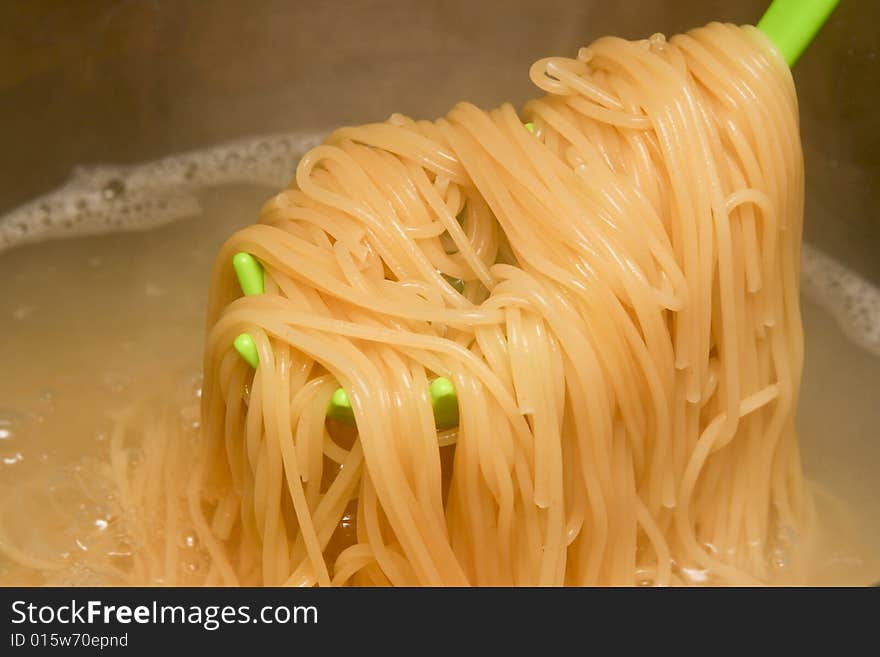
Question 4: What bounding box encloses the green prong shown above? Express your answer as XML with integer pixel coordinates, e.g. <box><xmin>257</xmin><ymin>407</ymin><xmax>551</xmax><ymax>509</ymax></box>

<box><xmin>233</xmin><ymin>333</ymin><xmax>259</xmax><ymax>368</ymax></box>
<box><xmin>442</xmin><ymin>274</ymin><xmax>465</xmax><ymax>294</ymax></box>
<box><xmin>327</xmin><ymin>387</ymin><xmax>355</xmax><ymax>424</ymax></box>
<box><xmin>430</xmin><ymin>377</ymin><xmax>459</xmax><ymax>430</ymax></box>
<box><xmin>233</xmin><ymin>252</ymin><xmax>264</xmax><ymax>296</ymax></box>
<box><xmin>524</xmin><ymin>121</ymin><xmax>535</xmax><ymax>134</ymax></box>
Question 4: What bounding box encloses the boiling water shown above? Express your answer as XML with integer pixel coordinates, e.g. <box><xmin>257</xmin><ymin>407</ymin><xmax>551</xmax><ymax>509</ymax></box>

<box><xmin>0</xmin><ymin>135</ymin><xmax>877</xmax><ymax>586</ymax></box>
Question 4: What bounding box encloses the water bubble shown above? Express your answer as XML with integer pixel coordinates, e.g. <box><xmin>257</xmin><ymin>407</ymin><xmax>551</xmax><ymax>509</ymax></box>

<box><xmin>175</xmin><ymin>371</ymin><xmax>204</xmax><ymax>400</ymax></box>
<box><xmin>771</xmin><ymin>548</ymin><xmax>788</xmax><ymax>569</ymax></box>
<box><xmin>12</xmin><ymin>305</ymin><xmax>34</xmax><ymax>320</ymax></box>
<box><xmin>1</xmin><ymin>451</ymin><xmax>23</xmax><ymax>465</ymax></box>
<box><xmin>179</xmin><ymin>531</ymin><xmax>198</xmax><ymax>549</ymax></box>
<box><xmin>648</xmin><ymin>33</ymin><xmax>667</xmax><ymax>52</ymax></box>
<box><xmin>102</xmin><ymin>179</ymin><xmax>126</xmax><ymax>200</ymax></box>
<box><xmin>0</xmin><ymin>410</ymin><xmax>25</xmax><ymax>437</ymax></box>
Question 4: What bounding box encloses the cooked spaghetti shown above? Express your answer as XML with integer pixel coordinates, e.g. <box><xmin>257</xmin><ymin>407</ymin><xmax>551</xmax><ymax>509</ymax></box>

<box><xmin>0</xmin><ymin>21</ymin><xmax>814</xmax><ymax>586</ymax></box>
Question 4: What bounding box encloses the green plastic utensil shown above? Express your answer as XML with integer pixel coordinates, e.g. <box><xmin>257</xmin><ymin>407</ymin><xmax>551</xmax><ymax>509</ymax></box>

<box><xmin>233</xmin><ymin>333</ymin><xmax>259</xmax><ymax>369</ymax></box>
<box><xmin>232</xmin><ymin>252</ymin><xmax>265</xmax><ymax>296</ymax></box>
<box><xmin>757</xmin><ymin>0</ymin><xmax>840</xmax><ymax>67</ymax></box>
<box><xmin>443</xmin><ymin>274</ymin><xmax>466</xmax><ymax>294</ymax></box>
<box><xmin>430</xmin><ymin>377</ymin><xmax>459</xmax><ymax>430</ymax></box>
<box><xmin>229</xmin><ymin>249</ymin><xmax>462</xmax><ymax>431</ymax></box>
<box><xmin>232</xmin><ymin>252</ymin><xmax>265</xmax><ymax>367</ymax></box>
<box><xmin>327</xmin><ymin>387</ymin><xmax>355</xmax><ymax>423</ymax></box>
<box><xmin>324</xmin><ymin>377</ymin><xmax>458</xmax><ymax>431</ymax></box>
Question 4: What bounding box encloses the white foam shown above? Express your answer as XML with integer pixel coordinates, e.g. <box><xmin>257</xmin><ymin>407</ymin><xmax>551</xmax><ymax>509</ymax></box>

<box><xmin>800</xmin><ymin>243</ymin><xmax>880</xmax><ymax>358</ymax></box>
<box><xmin>0</xmin><ymin>131</ymin><xmax>877</xmax><ymax>357</ymax></box>
<box><xmin>0</xmin><ymin>131</ymin><xmax>323</xmax><ymax>252</ymax></box>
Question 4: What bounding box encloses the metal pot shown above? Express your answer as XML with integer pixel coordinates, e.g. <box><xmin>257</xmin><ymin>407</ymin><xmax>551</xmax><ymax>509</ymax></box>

<box><xmin>0</xmin><ymin>0</ymin><xmax>876</xmax><ymax>279</ymax></box>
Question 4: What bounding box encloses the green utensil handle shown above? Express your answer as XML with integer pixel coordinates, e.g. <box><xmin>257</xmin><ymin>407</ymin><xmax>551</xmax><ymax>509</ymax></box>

<box><xmin>757</xmin><ymin>0</ymin><xmax>840</xmax><ymax>67</ymax></box>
